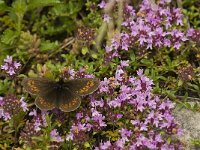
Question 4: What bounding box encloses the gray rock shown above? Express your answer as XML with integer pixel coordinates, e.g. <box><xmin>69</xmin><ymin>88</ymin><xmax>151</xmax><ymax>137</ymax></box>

<box><xmin>173</xmin><ymin>103</ymin><xmax>200</xmax><ymax>150</ymax></box>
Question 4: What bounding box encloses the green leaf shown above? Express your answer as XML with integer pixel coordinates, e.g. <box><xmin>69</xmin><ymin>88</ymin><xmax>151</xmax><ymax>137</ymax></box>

<box><xmin>185</xmin><ymin>102</ymin><xmax>192</xmax><ymax>109</ymax></box>
<box><xmin>91</xmin><ymin>53</ymin><xmax>98</xmax><ymax>59</ymax></box>
<box><xmin>144</xmin><ymin>69</ymin><xmax>149</xmax><ymax>75</ymax></box>
<box><xmin>0</xmin><ymin>79</ymin><xmax>11</xmax><ymax>94</ymax></box>
<box><xmin>27</xmin><ymin>0</ymin><xmax>61</xmax><ymax>11</ymax></box>
<box><xmin>84</xmin><ymin>142</ymin><xmax>90</xmax><ymax>148</ymax></box>
<box><xmin>178</xmin><ymin>80</ymin><xmax>183</xmax><ymax>87</ymax></box>
<box><xmin>40</xmin><ymin>40</ymin><xmax>59</xmax><ymax>51</ymax></box>
<box><xmin>187</xmin><ymin>83</ymin><xmax>199</xmax><ymax>90</ymax></box>
<box><xmin>140</xmin><ymin>59</ymin><xmax>153</xmax><ymax>65</ymax></box>
<box><xmin>1</xmin><ymin>29</ymin><xmax>19</xmax><ymax>45</ymax></box>
<box><xmin>12</xmin><ymin>0</ymin><xmax>27</xmax><ymax>17</ymax></box>
<box><xmin>0</xmin><ymin>0</ymin><xmax>11</xmax><ymax>12</ymax></box>
<box><xmin>81</xmin><ymin>47</ymin><xmax>89</xmax><ymax>55</ymax></box>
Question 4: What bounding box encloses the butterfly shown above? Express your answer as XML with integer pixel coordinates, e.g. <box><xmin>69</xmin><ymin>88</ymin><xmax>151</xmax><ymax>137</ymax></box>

<box><xmin>22</xmin><ymin>77</ymin><xmax>100</xmax><ymax>112</ymax></box>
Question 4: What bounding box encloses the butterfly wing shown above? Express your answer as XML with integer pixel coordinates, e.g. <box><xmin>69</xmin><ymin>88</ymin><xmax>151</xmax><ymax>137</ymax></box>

<box><xmin>23</xmin><ymin>77</ymin><xmax>58</xmax><ymax>111</ymax></box>
<box><xmin>64</xmin><ymin>78</ymin><xmax>100</xmax><ymax>96</ymax></box>
<box><xmin>58</xmin><ymin>89</ymin><xmax>81</xmax><ymax>112</ymax></box>
<box><xmin>35</xmin><ymin>96</ymin><xmax>56</xmax><ymax>110</ymax></box>
<box><xmin>22</xmin><ymin>77</ymin><xmax>56</xmax><ymax>95</ymax></box>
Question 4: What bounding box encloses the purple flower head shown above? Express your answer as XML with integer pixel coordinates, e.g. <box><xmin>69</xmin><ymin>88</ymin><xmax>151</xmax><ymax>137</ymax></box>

<box><xmin>29</xmin><ymin>109</ymin><xmax>37</xmax><ymax>116</ymax></box>
<box><xmin>120</xmin><ymin>60</ymin><xmax>129</xmax><ymax>68</ymax></box>
<box><xmin>100</xmin><ymin>140</ymin><xmax>111</xmax><ymax>149</ymax></box>
<box><xmin>50</xmin><ymin>129</ymin><xmax>63</xmax><ymax>142</ymax></box>
<box><xmin>0</xmin><ymin>95</ymin><xmax>26</xmax><ymax>121</ymax></box>
<box><xmin>116</xmin><ymin>113</ymin><xmax>123</xmax><ymax>119</ymax></box>
<box><xmin>91</xmin><ymin>98</ymin><xmax>104</xmax><ymax>108</ymax></box>
<box><xmin>1</xmin><ymin>56</ymin><xmax>21</xmax><ymax>76</ymax></box>
<box><xmin>103</xmin><ymin>14</ymin><xmax>111</xmax><ymax>23</ymax></box>
<box><xmin>134</xmin><ymin>69</ymin><xmax>153</xmax><ymax>93</ymax></box>
<box><xmin>66</xmin><ymin>132</ymin><xmax>74</xmax><ymax>141</ymax></box>
<box><xmin>0</xmin><ymin>96</ymin><xmax>4</xmax><ymax>106</ymax></box>
<box><xmin>119</xmin><ymin>128</ymin><xmax>133</xmax><ymax>138</ymax></box>
<box><xmin>115</xmin><ymin>138</ymin><xmax>126</xmax><ymax>148</ymax></box>
<box><xmin>20</xmin><ymin>97</ymin><xmax>28</xmax><ymax>112</ymax></box>
<box><xmin>115</xmin><ymin>67</ymin><xmax>124</xmax><ymax>81</ymax></box>
<box><xmin>34</xmin><ymin>117</ymin><xmax>43</xmax><ymax>132</ymax></box>
<box><xmin>76</xmin><ymin>112</ymin><xmax>83</xmax><ymax>120</ymax></box>
<box><xmin>187</xmin><ymin>28</ymin><xmax>200</xmax><ymax>43</ymax></box>
<box><xmin>98</xmin><ymin>0</ymin><xmax>106</xmax><ymax>9</ymax></box>
<box><xmin>20</xmin><ymin>121</ymin><xmax>42</xmax><ymax>146</ymax></box>
<box><xmin>92</xmin><ymin>109</ymin><xmax>106</xmax><ymax>127</ymax></box>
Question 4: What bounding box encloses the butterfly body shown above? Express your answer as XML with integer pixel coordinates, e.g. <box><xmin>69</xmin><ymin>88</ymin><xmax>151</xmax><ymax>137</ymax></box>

<box><xmin>22</xmin><ymin>77</ymin><xmax>100</xmax><ymax>112</ymax></box>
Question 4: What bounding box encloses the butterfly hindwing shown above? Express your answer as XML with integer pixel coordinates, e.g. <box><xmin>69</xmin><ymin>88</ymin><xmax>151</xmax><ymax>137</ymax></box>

<box><xmin>37</xmin><ymin>85</ymin><xmax>60</xmax><ymax>109</ymax></box>
<box><xmin>58</xmin><ymin>89</ymin><xmax>81</xmax><ymax>112</ymax></box>
<box><xmin>64</xmin><ymin>78</ymin><xmax>100</xmax><ymax>96</ymax></box>
<box><xmin>22</xmin><ymin>78</ymin><xmax>56</xmax><ymax>95</ymax></box>
<box><xmin>35</xmin><ymin>96</ymin><xmax>56</xmax><ymax>110</ymax></box>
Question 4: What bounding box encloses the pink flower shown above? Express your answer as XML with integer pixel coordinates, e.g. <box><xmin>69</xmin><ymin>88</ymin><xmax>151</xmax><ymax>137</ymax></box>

<box><xmin>20</xmin><ymin>97</ymin><xmax>28</xmax><ymax>112</ymax></box>
<box><xmin>50</xmin><ymin>129</ymin><xmax>63</xmax><ymax>142</ymax></box>
<box><xmin>1</xmin><ymin>56</ymin><xmax>21</xmax><ymax>76</ymax></box>
<box><xmin>103</xmin><ymin>14</ymin><xmax>111</xmax><ymax>23</ymax></box>
<box><xmin>100</xmin><ymin>140</ymin><xmax>111</xmax><ymax>149</ymax></box>
<box><xmin>98</xmin><ymin>0</ymin><xmax>106</xmax><ymax>8</ymax></box>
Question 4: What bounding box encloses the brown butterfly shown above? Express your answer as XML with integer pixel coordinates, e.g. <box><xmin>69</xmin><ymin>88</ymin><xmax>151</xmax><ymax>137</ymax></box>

<box><xmin>22</xmin><ymin>78</ymin><xmax>100</xmax><ymax>112</ymax></box>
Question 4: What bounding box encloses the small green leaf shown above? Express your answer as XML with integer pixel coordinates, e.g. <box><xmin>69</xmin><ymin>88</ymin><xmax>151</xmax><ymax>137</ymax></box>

<box><xmin>178</xmin><ymin>80</ymin><xmax>183</xmax><ymax>87</ymax></box>
<box><xmin>140</xmin><ymin>59</ymin><xmax>153</xmax><ymax>65</ymax></box>
<box><xmin>81</xmin><ymin>47</ymin><xmax>88</xmax><ymax>55</ymax></box>
<box><xmin>0</xmin><ymin>79</ymin><xmax>11</xmax><ymax>94</ymax></box>
<box><xmin>40</xmin><ymin>40</ymin><xmax>59</xmax><ymax>51</ymax></box>
<box><xmin>91</xmin><ymin>53</ymin><xmax>98</xmax><ymax>59</ymax></box>
<box><xmin>84</xmin><ymin>142</ymin><xmax>90</xmax><ymax>148</ymax></box>
<box><xmin>1</xmin><ymin>29</ymin><xmax>19</xmax><ymax>45</ymax></box>
<box><xmin>27</xmin><ymin>0</ymin><xmax>61</xmax><ymax>11</ymax></box>
<box><xmin>0</xmin><ymin>1</ymin><xmax>11</xmax><ymax>12</ymax></box>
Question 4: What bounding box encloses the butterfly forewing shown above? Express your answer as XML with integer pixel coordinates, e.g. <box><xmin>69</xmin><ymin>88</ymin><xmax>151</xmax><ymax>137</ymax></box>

<box><xmin>58</xmin><ymin>89</ymin><xmax>81</xmax><ymax>112</ymax></box>
<box><xmin>22</xmin><ymin>78</ymin><xmax>56</xmax><ymax>95</ymax></box>
<box><xmin>64</xmin><ymin>78</ymin><xmax>100</xmax><ymax>96</ymax></box>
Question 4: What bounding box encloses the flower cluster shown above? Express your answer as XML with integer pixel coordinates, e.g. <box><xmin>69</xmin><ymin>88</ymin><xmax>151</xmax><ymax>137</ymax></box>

<box><xmin>1</xmin><ymin>56</ymin><xmax>21</xmax><ymax>76</ymax></box>
<box><xmin>65</xmin><ymin>61</ymin><xmax>183</xmax><ymax>149</ymax></box>
<box><xmin>49</xmin><ymin>129</ymin><xmax>64</xmax><ymax>149</ymax></box>
<box><xmin>178</xmin><ymin>65</ymin><xmax>194</xmax><ymax>81</ymax></box>
<box><xmin>76</xmin><ymin>27</ymin><xmax>96</xmax><ymax>42</ymax></box>
<box><xmin>50</xmin><ymin>129</ymin><xmax>63</xmax><ymax>143</ymax></box>
<box><xmin>28</xmin><ymin>109</ymin><xmax>48</xmax><ymax>131</ymax></box>
<box><xmin>187</xmin><ymin>28</ymin><xmax>200</xmax><ymax>44</ymax></box>
<box><xmin>0</xmin><ymin>95</ymin><xmax>28</xmax><ymax>121</ymax></box>
<box><xmin>99</xmin><ymin>0</ymin><xmax>191</xmax><ymax>60</ymax></box>
<box><xmin>20</xmin><ymin>109</ymin><xmax>48</xmax><ymax>146</ymax></box>
<box><xmin>61</xmin><ymin>66</ymin><xmax>95</xmax><ymax>79</ymax></box>
<box><xmin>20</xmin><ymin>121</ymin><xmax>42</xmax><ymax>147</ymax></box>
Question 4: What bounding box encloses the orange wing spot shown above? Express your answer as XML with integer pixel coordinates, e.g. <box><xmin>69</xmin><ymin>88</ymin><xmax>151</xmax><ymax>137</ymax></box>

<box><xmin>60</xmin><ymin>97</ymin><xmax>80</xmax><ymax>112</ymax></box>
<box><xmin>37</xmin><ymin>97</ymin><xmax>54</xmax><ymax>108</ymax></box>
<box><xmin>62</xmin><ymin>103</ymin><xmax>69</xmax><ymax>110</ymax></box>
<box><xmin>71</xmin><ymin>97</ymin><xmax>79</xmax><ymax>106</ymax></box>
<box><xmin>27</xmin><ymin>80</ymin><xmax>39</xmax><ymax>93</ymax></box>
<box><xmin>79</xmin><ymin>80</ymin><xmax>94</xmax><ymax>94</ymax></box>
